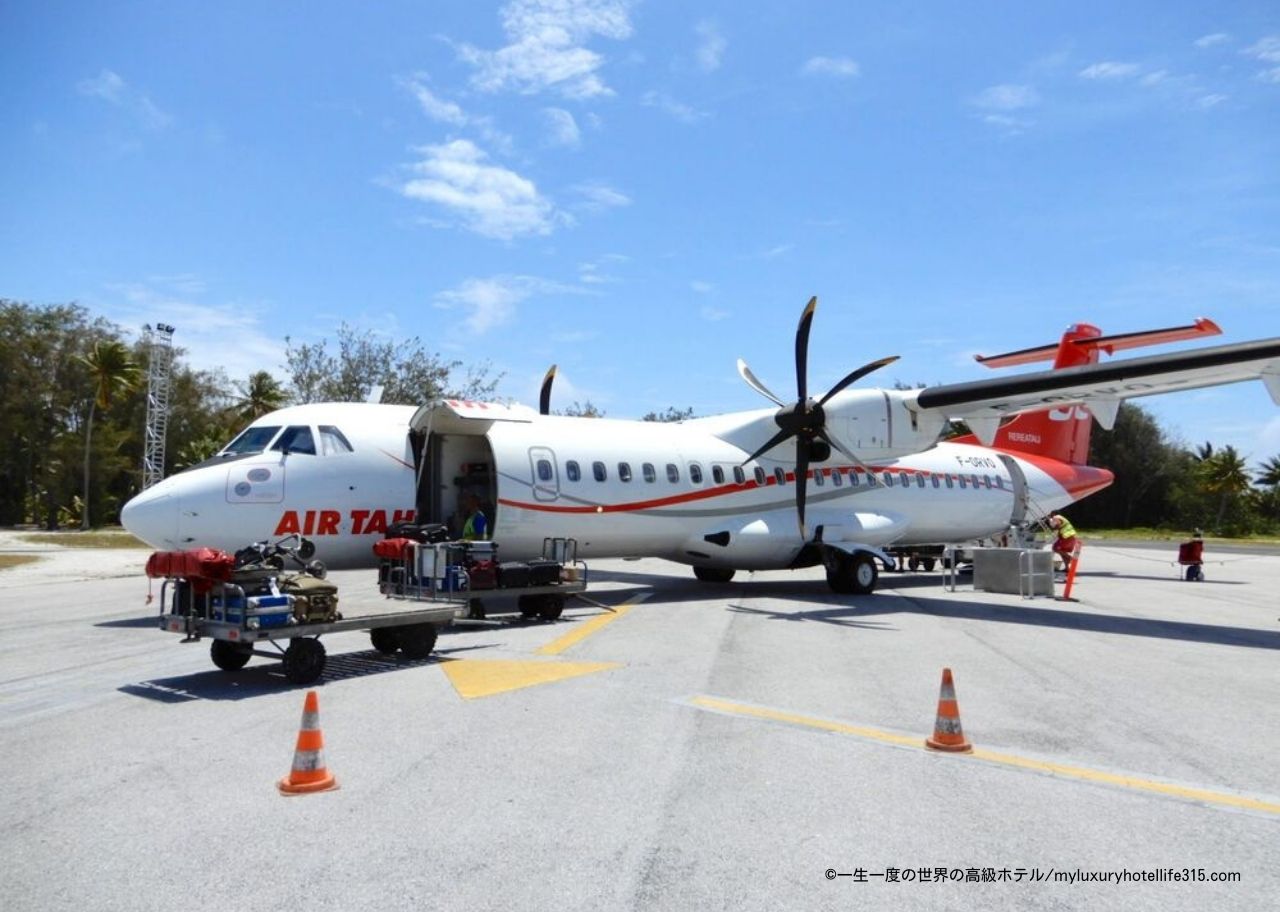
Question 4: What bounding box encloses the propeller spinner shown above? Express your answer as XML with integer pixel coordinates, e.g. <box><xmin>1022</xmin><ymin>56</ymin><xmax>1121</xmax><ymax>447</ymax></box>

<box><xmin>737</xmin><ymin>297</ymin><xmax>899</xmax><ymax>539</ymax></box>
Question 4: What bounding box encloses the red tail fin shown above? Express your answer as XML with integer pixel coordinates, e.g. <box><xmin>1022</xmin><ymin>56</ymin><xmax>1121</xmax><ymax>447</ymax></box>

<box><xmin>955</xmin><ymin>319</ymin><xmax>1221</xmax><ymax>465</ymax></box>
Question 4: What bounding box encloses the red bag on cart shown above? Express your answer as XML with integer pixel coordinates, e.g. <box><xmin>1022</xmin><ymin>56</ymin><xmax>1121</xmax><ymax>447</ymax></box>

<box><xmin>373</xmin><ymin>537</ymin><xmax>415</xmax><ymax>560</ymax></box>
<box><xmin>146</xmin><ymin>548</ymin><xmax>233</xmax><ymax>581</ymax></box>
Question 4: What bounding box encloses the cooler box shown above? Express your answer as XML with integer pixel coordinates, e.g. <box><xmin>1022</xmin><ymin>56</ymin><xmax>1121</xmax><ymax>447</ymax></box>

<box><xmin>223</xmin><ymin>594</ymin><xmax>293</xmax><ymax>628</ymax></box>
<box><xmin>498</xmin><ymin>561</ymin><xmax>531</xmax><ymax>588</ymax></box>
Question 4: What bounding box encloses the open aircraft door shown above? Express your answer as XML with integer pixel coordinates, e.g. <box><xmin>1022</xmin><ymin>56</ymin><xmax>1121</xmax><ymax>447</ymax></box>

<box><xmin>997</xmin><ymin>454</ymin><xmax>1030</xmax><ymax>526</ymax></box>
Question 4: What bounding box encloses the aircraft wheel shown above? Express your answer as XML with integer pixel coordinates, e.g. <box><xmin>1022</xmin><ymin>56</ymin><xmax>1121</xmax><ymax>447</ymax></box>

<box><xmin>826</xmin><ymin>554</ymin><xmax>855</xmax><ymax>594</ymax></box>
<box><xmin>210</xmin><ymin>640</ymin><xmax>252</xmax><ymax>671</ymax></box>
<box><xmin>518</xmin><ymin>595</ymin><xmax>540</xmax><ymax>619</ymax></box>
<box><xmin>282</xmin><ymin>638</ymin><xmax>326</xmax><ymax>685</ymax></box>
<box><xmin>399</xmin><ymin>624</ymin><xmax>438</xmax><ymax>660</ymax></box>
<box><xmin>850</xmin><ymin>553</ymin><xmax>878</xmax><ymax>594</ymax></box>
<box><xmin>908</xmin><ymin>557</ymin><xmax>920</xmax><ymax>572</ymax></box>
<box><xmin>922</xmin><ymin>557</ymin><xmax>937</xmax><ymax>572</ymax></box>
<box><xmin>538</xmin><ymin>595</ymin><xmax>565</xmax><ymax>621</ymax></box>
<box><xmin>693</xmin><ymin>566</ymin><xmax>736</xmax><ymax>583</ymax></box>
<box><xmin>370</xmin><ymin>627</ymin><xmax>400</xmax><ymax>655</ymax></box>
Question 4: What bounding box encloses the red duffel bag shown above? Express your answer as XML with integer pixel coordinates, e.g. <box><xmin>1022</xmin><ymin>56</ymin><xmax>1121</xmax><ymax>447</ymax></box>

<box><xmin>372</xmin><ymin>537</ymin><xmax>415</xmax><ymax>561</ymax></box>
<box><xmin>145</xmin><ymin>548</ymin><xmax>234</xmax><ymax>582</ymax></box>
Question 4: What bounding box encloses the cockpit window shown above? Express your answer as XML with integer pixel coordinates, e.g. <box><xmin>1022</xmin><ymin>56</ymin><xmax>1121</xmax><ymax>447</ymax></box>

<box><xmin>221</xmin><ymin>426</ymin><xmax>280</xmax><ymax>456</ymax></box>
<box><xmin>318</xmin><ymin>426</ymin><xmax>354</xmax><ymax>455</ymax></box>
<box><xmin>272</xmin><ymin>425</ymin><xmax>316</xmax><ymax>455</ymax></box>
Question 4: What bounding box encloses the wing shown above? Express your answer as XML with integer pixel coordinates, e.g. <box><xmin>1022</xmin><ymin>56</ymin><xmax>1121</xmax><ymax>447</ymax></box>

<box><xmin>911</xmin><ymin>337</ymin><xmax>1280</xmax><ymax>445</ymax></box>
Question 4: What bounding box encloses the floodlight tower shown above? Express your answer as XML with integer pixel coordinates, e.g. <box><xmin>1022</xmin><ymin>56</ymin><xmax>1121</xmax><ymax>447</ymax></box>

<box><xmin>142</xmin><ymin>323</ymin><xmax>176</xmax><ymax>489</ymax></box>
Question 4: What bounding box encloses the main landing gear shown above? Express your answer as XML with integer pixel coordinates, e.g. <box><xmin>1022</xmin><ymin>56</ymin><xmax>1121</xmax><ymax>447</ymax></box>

<box><xmin>693</xmin><ymin>567</ymin><xmax>736</xmax><ymax>583</ymax></box>
<box><xmin>825</xmin><ymin>551</ymin><xmax>878</xmax><ymax>595</ymax></box>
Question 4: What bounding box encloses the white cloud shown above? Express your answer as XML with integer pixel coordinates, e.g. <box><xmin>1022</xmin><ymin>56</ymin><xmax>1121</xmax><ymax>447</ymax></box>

<box><xmin>1078</xmin><ymin>61</ymin><xmax>1140</xmax><ymax>80</ymax></box>
<box><xmin>696</xmin><ymin>21</ymin><xmax>726</xmax><ymax>72</ymax></box>
<box><xmin>1195</xmin><ymin>33</ymin><xmax>1230</xmax><ymax>48</ymax></box>
<box><xmin>399</xmin><ymin>139</ymin><xmax>559</xmax><ymax>240</ymax></box>
<box><xmin>1197</xmin><ymin>93</ymin><xmax>1229</xmax><ymax>108</ymax></box>
<box><xmin>102</xmin><ymin>279</ymin><xmax>287</xmax><ymax>384</ymax></box>
<box><xmin>761</xmin><ymin>243</ymin><xmax>793</xmax><ymax>258</ymax></box>
<box><xmin>434</xmin><ymin>275</ymin><xmax>578</xmax><ymax>334</ymax></box>
<box><xmin>970</xmin><ymin>83</ymin><xmax>1040</xmax><ymax>110</ymax></box>
<box><xmin>404</xmin><ymin>76</ymin><xmax>467</xmax><ymax>125</ymax></box>
<box><xmin>700</xmin><ymin>305</ymin><xmax>728</xmax><ymax>321</ymax></box>
<box><xmin>76</xmin><ymin>68</ymin><xmax>171</xmax><ymax>129</ymax></box>
<box><xmin>1245</xmin><ymin>35</ymin><xmax>1280</xmax><ymax>82</ymax></box>
<box><xmin>544</xmin><ymin>107</ymin><xmax>581</xmax><ymax>147</ymax></box>
<box><xmin>1140</xmin><ymin>69</ymin><xmax>1169</xmax><ymax>87</ymax></box>
<box><xmin>690</xmin><ymin>280</ymin><xmax>714</xmax><ymax>294</ymax></box>
<box><xmin>458</xmin><ymin>0</ymin><xmax>633</xmax><ymax>98</ymax></box>
<box><xmin>801</xmin><ymin>56</ymin><xmax>860</xmax><ymax>78</ymax></box>
<box><xmin>572</xmin><ymin>181</ymin><xmax>630</xmax><ymax>211</ymax></box>
<box><xmin>641</xmin><ymin>91</ymin><xmax>707</xmax><ymax>123</ymax></box>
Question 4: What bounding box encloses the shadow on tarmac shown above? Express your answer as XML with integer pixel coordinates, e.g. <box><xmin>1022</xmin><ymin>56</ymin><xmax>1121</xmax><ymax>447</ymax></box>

<box><xmin>589</xmin><ymin>569</ymin><xmax>1280</xmax><ymax>651</ymax></box>
<box><xmin>118</xmin><ymin>643</ymin><xmax>491</xmax><ymax>702</ymax></box>
<box><xmin>96</xmin><ymin>616</ymin><xmax>164</xmax><ymax>628</ymax></box>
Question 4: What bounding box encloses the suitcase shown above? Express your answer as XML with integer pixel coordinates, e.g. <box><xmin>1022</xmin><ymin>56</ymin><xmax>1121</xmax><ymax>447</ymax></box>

<box><xmin>467</xmin><ymin>559</ymin><xmax>498</xmax><ymax>590</ymax></box>
<box><xmin>463</xmin><ymin>540</ymin><xmax>498</xmax><ymax>560</ymax></box>
<box><xmin>373</xmin><ymin>537</ymin><xmax>414</xmax><ymax>560</ymax></box>
<box><xmin>526</xmin><ymin>559</ymin><xmax>561</xmax><ymax>586</ymax></box>
<box><xmin>498</xmin><ymin>561</ymin><xmax>531</xmax><ymax>588</ymax></box>
<box><xmin>386</xmin><ymin>521</ymin><xmax>449</xmax><ymax>544</ymax></box>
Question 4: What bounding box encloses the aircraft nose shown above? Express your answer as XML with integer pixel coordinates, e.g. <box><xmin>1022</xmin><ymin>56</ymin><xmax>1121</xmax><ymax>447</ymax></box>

<box><xmin>121</xmin><ymin>485</ymin><xmax>179</xmax><ymax>550</ymax></box>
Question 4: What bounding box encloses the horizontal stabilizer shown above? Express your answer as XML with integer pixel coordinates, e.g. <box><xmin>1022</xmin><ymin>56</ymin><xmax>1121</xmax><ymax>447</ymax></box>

<box><xmin>976</xmin><ymin>318</ymin><xmax>1222</xmax><ymax>369</ymax></box>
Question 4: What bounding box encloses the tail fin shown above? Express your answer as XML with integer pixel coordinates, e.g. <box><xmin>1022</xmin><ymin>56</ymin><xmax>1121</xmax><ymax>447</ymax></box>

<box><xmin>954</xmin><ymin>319</ymin><xmax>1221</xmax><ymax>465</ymax></box>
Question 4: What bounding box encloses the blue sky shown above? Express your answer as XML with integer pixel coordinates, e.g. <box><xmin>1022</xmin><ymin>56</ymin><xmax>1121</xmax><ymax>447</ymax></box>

<box><xmin>3</xmin><ymin>1</ymin><xmax>1279</xmax><ymax>463</ymax></box>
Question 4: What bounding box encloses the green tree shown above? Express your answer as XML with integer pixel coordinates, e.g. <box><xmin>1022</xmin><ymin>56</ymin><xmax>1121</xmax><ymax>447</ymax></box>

<box><xmin>557</xmin><ymin>400</ymin><xmax>605</xmax><ymax>418</ymax></box>
<box><xmin>232</xmin><ymin>370</ymin><xmax>289</xmax><ymax>421</ymax></box>
<box><xmin>285</xmin><ymin>323</ymin><xmax>502</xmax><ymax>404</ymax></box>
<box><xmin>77</xmin><ymin>339</ymin><xmax>142</xmax><ymax>529</ymax></box>
<box><xmin>1256</xmin><ymin>455</ymin><xmax>1280</xmax><ymax>488</ymax></box>
<box><xmin>1197</xmin><ymin>445</ymin><xmax>1253</xmax><ymax>533</ymax></box>
<box><xmin>1073</xmin><ymin>403</ymin><xmax>1185</xmax><ymax>528</ymax></box>
<box><xmin>641</xmin><ymin>406</ymin><xmax>695</xmax><ymax>422</ymax></box>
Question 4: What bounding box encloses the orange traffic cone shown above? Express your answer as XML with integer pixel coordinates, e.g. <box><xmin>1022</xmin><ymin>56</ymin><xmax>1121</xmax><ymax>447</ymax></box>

<box><xmin>924</xmin><ymin>667</ymin><xmax>973</xmax><ymax>753</ymax></box>
<box><xmin>278</xmin><ymin>690</ymin><xmax>339</xmax><ymax>795</ymax></box>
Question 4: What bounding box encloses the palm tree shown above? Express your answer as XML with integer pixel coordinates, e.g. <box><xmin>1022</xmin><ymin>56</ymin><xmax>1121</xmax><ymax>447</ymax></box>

<box><xmin>77</xmin><ymin>339</ymin><xmax>142</xmax><ymax>529</ymax></box>
<box><xmin>1197</xmin><ymin>445</ymin><xmax>1252</xmax><ymax>531</ymax></box>
<box><xmin>1257</xmin><ymin>455</ymin><xmax>1280</xmax><ymax>488</ymax></box>
<box><xmin>232</xmin><ymin>371</ymin><xmax>289</xmax><ymax>422</ymax></box>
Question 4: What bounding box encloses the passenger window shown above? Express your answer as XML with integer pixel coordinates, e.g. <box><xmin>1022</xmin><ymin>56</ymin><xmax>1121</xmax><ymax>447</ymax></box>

<box><xmin>832</xmin><ymin>470</ymin><xmax>843</xmax><ymax>487</ymax></box>
<box><xmin>318</xmin><ymin>426</ymin><xmax>354</xmax><ymax>455</ymax></box>
<box><xmin>971</xmin><ymin>474</ymin><xmax>980</xmax><ymax>488</ymax></box>
<box><xmin>883</xmin><ymin>473</ymin><xmax>894</xmax><ymax>488</ymax></box>
<box><xmin>916</xmin><ymin>474</ymin><xmax>925</xmax><ymax>488</ymax></box>
<box><xmin>945</xmin><ymin>476</ymin><xmax>954</xmax><ymax>488</ymax></box>
<box><xmin>900</xmin><ymin>472</ymin><xmax>911</xmax><ymax>487</ymax></box>
<box><xmin>712</xmin><ymin>465</ymin><xmax>725</xmax><ymax>484</ymax></box>
<box><xmin>667</xmin><ymin>463</ymin><xmax>680</xmax><ymax>483</ymax></box>
<box><xmin>733</xmin><ymin>466</ymin><xmax>745</xmax><ymax>484</ymax></box>
<box><xmin>995</xmin><ymin>476</ymin><xmax>1005</xmax><ymax>489</ymax></box>
<box><xmin>814</xmin><ymin>470</ymin><xmax>825</xmax><ymax>487</ymax></box>
<box><xmin>593</xmin><ymin>461</ymin><xmax>607</xmax><ymax>482</ymax></box>
<box><xmin>566</xmin><ymin>460</ymin><xmax>581</xmax><ymax>482</ymax></box>
<box><xmin>931</xmin><ymin>475</ymin><xmax>940</xmax><ymax>488</ymax></box>
<box><xmin>537</xmin><ymin>459</ymin><xmax>554</xmax><ymax>482</ymax></box>
<box><xmin>866</xmin><ymin>473</ymin><xmax>878</xmax><ymax>487</ymax></box>
<box><xmin>753</xmin><ymin>467</ymin><xmax>767</xmax><ymax>486</ymax></box>
<box><xmin>272</xmin><ymin>425</ymin><xmax>316</xmax><ymax>455</ymax></box>
<box><xmin>958</xmin><ymin>476</ymin><xmax>968</xmax><ymax>489</ymax></box>
<box><xmin>774</xmin><ymin>467</ymin><xmax>786</xmax><ymax>486</ymax></box>
<box><xmin>643</xmin><ymin>463</ymin><xmax>656</xmax><ymax>483</ymax></box>
<box><xmin>983</xmin><ymin>475</ymin><xmax>993</xmax><ymax>489</ymax></box>
<box><xmin>689</xmin><ymin>463</ymin><xmax>703</xmax><ymax>484</ymax></box>
<box><xmin>618</xmin><ymin>462</ymin><xmax>633</xmax><ymax>482</ymax></box>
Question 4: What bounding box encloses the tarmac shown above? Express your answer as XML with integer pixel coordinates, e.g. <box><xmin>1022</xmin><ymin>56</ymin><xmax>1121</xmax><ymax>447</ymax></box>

<box><xmin>1</xmin><ymin>531</ymin><xmax>1277</xmax><ymax>911</ymax></box>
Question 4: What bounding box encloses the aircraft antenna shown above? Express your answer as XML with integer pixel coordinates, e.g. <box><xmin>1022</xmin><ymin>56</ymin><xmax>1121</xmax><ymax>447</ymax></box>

<box><xmin>141</xmin><ymin>323</ymin><xmax>176</xmax><ymax>490</ymax></box>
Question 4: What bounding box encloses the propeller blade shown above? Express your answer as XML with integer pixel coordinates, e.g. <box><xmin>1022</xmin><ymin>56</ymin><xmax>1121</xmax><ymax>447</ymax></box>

<box><xmin>736</xmin><ymin>359</ymin><xmax>786</xmax><ymax>408</ymax></box>
<box><xmin>741</xmin><ymin>426</ymin><xmax>795</xmax><ymax>468</ymax></box>
<box><xmin>795</xmin><ymin>296</ymin><xmax>817</xmax><ymax>403</ymax></box>
<box><xmin>817</xmin><ymin>355</ymin><xmax>901</xmax><ymax>407</ymax></box>
<box><xmin>817</xmin><ymin>427</ymin><xmax>874</xmax><ymax>474</ymax></box>
<box><xmin>539</xmin><ymin>365</ymin><xmax>557</xmax><ymax>416</ymax></box>
<box><xmin>794</xmin><ymin>440</ymin><xmax>810</xmax><ymax>541</ymax></box>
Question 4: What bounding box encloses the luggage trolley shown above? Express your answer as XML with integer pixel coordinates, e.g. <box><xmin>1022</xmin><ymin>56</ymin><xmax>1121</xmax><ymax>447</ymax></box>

<box><xmin>150</xmin><ymin>539</ymin><xmax>458</xmax><ymax>686</ymax></box>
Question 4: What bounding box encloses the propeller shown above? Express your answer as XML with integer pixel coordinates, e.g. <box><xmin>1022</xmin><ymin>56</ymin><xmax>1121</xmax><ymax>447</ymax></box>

<box><xmin>539</xmin><ymin>365</ymin><xmax>557</xmax><ymax>416</ymax></box>
<box><xmin>737</xmin><ymin>297</ymin><xmax>899</xmax><ymax>539</ymax></box>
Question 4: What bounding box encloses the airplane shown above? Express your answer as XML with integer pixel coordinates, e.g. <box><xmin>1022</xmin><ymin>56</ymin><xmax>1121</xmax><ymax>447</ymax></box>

<box><xmin>121</xmin><ymin>299</ymin><xmax>1280</xmax><ymax>594</ymax></box>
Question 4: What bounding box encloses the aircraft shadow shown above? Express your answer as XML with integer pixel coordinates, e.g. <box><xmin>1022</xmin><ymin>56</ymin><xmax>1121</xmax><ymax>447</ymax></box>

<box><xmin>118</xmin><ymin>643</ymin><xmax>492</xmax><ymax>702</ymax></box>
<box><xmin>730</xmin><ymin>595</ymin><xmax>1280</xmax><ymax>651</ymax></box>
<box><xmin>96</xmin><ymin>615</ymin><xmax>166</xmax><ymax>628</ymax></box>
<box><xmin>1079</xmin><ymin>571</ymin><xmax>1246</xmax><ymax>586</ymax></box>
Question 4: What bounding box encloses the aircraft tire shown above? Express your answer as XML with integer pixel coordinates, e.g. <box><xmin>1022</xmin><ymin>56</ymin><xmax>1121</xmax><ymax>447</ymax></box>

<box><xmin>282</xmin><ymin>638</ymin><xmax>326</xmax><ymax>685</ymax></box>
<box><xmin>518</xmin><ymin>595</ymin><xmax>540</xmax><ymax>619</ymax></box>
<box><xmin>210</xmin><ymin>639</ymin><xmax>252</xmax><ymax>672</ymax></box>
<box><xmin>922</xmin><ymin>557</ymin><xmax>937</xmax><ymax>572</ymax></box>
<box><xmin>399</xmin><ymin>624</ymin><xmax>438</xmax><ymax>660</ymax></box>
<box><xmin>693</xmin><ymin>566</ymin><xmax>736</xmax><ymax>583</ymax></box>
<box><xmin>370</xmin><ymin>627</ymin><xmax>400</xmax><ymax>655</ymax></box>
<box><xmin>826</xmin><ymin>552</ymin><xmax>878</xmax><ymax>595</ymax></box>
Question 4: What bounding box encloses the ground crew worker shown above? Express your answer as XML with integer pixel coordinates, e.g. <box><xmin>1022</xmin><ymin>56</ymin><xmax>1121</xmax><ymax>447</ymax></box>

<box><xmin>462</xmin><ymin>494</ymin><xmax>488</xmax><ymax>541</ymax></box>
<box><xmin>1048</xmin><ymin>513</ymin><xmax>1078</xmax><ymax>570</ymax></box>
